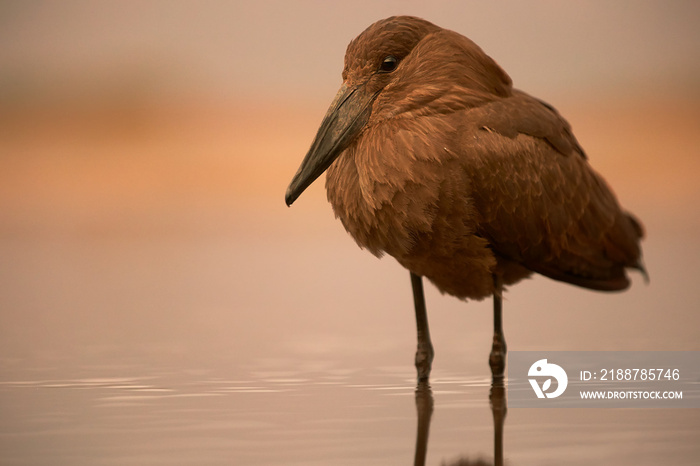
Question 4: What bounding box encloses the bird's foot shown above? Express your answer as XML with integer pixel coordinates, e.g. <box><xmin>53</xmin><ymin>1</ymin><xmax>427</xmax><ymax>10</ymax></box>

<box><xmin>415</xmin><ymin>342</ymin><xmax>434</xmax><ymax>382</ymax></box>
<box><xmin>489</xmin><ymin>334</ymin><xmax>507</xmax><ymax>380</ymax></box>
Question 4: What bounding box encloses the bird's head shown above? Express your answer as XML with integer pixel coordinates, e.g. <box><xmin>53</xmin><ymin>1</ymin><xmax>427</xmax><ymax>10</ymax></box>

<box><xmin>285</xmin><ymin>16</ymin><xmax>511</xmax><ymax>206</ymax></box>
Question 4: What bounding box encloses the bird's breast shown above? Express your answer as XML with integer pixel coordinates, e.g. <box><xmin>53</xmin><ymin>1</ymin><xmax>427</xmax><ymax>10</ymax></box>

<box><xmin>325</xmin><ymin>121</ymin><xmax>448</xmax><ymax>256</ymax></box>
<box><xmin>324</xmin><ymin>118</ymin><xmax>502</xmax><ymax>300</ymax></box>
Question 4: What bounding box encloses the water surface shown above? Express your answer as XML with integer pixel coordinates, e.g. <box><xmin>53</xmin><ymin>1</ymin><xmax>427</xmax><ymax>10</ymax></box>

<box><xmin>1</xmin><ymin>228</ymin><xmax>698</xmax><ymax>465</ymax></box>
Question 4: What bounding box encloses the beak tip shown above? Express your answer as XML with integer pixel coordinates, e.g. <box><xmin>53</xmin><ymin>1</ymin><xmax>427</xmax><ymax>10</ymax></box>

<box><xmin>284</xmin><ymin>187</ymin><xmax>296</xmax><ymax>207</ymax></box>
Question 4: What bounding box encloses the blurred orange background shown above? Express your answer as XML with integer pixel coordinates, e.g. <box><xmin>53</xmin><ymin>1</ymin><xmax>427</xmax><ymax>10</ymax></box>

<box><xmin>2</xmin><ymin>2</ymin><xmax>698</xmax><ymax>231</ymax></box>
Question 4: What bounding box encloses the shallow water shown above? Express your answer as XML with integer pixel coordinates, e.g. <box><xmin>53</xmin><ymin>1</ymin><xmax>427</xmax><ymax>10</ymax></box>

<box><xmin>2</xmin><ymin>358</ymin><xmax>699</xmax><ymax>465</ymax></box>
<box><xmin>1</xmin><ymin>220</ymin><xmax>698</xmax><ymax>465</ymax></box>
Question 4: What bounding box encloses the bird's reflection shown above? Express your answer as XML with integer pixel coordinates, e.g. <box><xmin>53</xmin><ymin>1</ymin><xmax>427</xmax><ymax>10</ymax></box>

<box><xmin>413</xmin><ymin>381</ymin><xmax>434</xmax><ymax>466</ymax></box>
<box><xmin>413</xmin><ymin>377</ymin><xmax>507</xmax><ymax>466</ymax></box>
<box><xmin>489</xmin><ymin>379</ymin><xmax>507</xmax><ymax>466</ymax></box>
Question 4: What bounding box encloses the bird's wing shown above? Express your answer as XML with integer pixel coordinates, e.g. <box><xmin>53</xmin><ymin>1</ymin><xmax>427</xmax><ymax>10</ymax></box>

<box><xmin>462</xmin><ymin>91</ymin><xmax>644</xmax><ymax>290</ymax></box>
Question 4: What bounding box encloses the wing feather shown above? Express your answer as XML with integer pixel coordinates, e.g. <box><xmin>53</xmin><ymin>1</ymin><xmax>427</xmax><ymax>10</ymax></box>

<box><xmin>463</xmin><ymin>92</ymin><xmax>644</xmax><ymax>290</ymax></box>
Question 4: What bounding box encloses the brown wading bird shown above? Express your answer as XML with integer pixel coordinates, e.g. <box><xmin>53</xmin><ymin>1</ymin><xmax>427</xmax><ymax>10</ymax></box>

<box><xmin>285</xmin><ymin>16</ymin><xmax>646</xmax><ymax>382</ymax></box>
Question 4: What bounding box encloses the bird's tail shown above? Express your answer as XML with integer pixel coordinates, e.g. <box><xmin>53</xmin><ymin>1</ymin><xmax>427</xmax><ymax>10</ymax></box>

<box><xmin>625</xmin><ymin>211</ymin><xmax>649</xmax><ymax>283</ymax></box>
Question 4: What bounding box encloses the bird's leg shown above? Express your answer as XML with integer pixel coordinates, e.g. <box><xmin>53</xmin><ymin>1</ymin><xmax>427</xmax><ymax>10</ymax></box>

<box><xmin>410</xmin><ymin>272</ymin><xmax>434</xmax><ymax>382</ymax></box>
<box><xmin>489</xmin><ymin>275</ymin><xmax>507</xmax><ymax>379</ymax></box>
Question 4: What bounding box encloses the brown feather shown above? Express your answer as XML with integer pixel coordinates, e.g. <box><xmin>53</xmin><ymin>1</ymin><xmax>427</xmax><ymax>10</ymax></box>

<box><xmin>320</xmin><ymin>16</ymin><xmax>645</xmax><ymax>300</ymax></box>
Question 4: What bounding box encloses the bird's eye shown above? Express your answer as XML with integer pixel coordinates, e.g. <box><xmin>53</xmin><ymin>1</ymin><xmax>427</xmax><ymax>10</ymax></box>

<box><xmin>379</xmin><ymin>55</ymin><xmax>398</xmax><ymax>73</ymax></box>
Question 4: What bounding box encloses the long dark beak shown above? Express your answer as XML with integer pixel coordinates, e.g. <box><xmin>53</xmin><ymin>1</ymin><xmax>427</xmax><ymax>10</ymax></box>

<box><xmin>285</xmin><ymin>83</ymin><xmax>375</xmax><ymax>206</ymax></box>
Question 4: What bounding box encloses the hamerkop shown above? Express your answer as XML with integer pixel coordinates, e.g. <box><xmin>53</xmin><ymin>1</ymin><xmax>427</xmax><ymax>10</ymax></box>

<box><xmin>285</xmin><ymin>16</ymin><xmax>646</xmax><ymax>382</ymax></box>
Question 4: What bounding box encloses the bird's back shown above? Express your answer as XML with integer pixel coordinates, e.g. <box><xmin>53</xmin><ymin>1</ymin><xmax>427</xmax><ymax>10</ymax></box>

<box><xmin>464</xmin><ymin>91</ymin><xmax>645</xmax><ymax>291</ymax></box>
